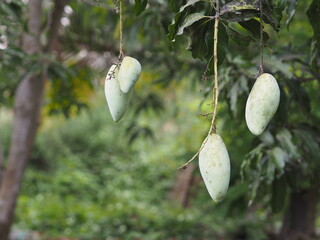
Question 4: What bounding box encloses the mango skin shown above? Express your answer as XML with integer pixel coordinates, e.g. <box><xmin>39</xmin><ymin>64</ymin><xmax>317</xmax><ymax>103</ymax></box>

<box><xmin>118</xmin><ymin>56</ymin><xmax>142</xmax><ymax>93</ymax></box>
<box><xmin>245</xmin><ymin>73</ymin><xmax>280</xmax><ymax>135</ymax></box>
<box><xmin>105</xmin><ymin>64</ymin><xmax>133</xmax><ymax>122</ymax></box>
<box><xmin>199</xmin><ymin>134</ymin><xmax>230</xmax><ymax>203</ymax></box>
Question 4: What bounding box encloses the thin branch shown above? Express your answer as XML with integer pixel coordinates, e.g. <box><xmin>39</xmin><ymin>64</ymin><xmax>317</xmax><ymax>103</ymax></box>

<box><xmin>201</xmin><ymin>112</ymin><xmax>213</xmax><ymax>117</ymax></box>
<box><xmin>258</xmin><ymin>0</ymin><xmax>264</xmax><ymax>74</ymax></box>
<box><xmin>178</xmin><ymin>0</ymin><xmax>220</xmax><ymax>170</ymax></box>
<box><xmin>0</xmin><ymin>131</ymin><xmax>4</xmax><ymax>181</ymax></box>
<box><xmin>80</xmin><ymin>0</ymin><xmax>117</xmax><ymax>11</ymax></box>
<box><xmin>208</xmin><ymin>15</ymin><xmax>219</xmax><ymax>134</ymax></box>
<box><xmin>119</xmin><ymin>0</ymin><xmax>124</xmax><ymax>59</ymax></box>
<box><xmin>46</xmin><ymin>0</ymin><xmax>69</xmax><ymax>52</ymax></box>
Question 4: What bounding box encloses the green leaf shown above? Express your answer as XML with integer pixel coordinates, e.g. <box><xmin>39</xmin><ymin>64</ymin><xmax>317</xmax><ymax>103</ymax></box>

<box><xmin>307</xmin><ymin>0</ymin><xmax>320</xmax><ymax>71</ymax></box>
<box><xmin>134</xmin><ymin>0</ymin><xmax>148</xmax><ymax>16</ymax></box>
<box><xmin>167</xmin><ymin>0</ymin><xmax>204</xmax><ymax>45</ymax></box>
<box><xmin>205</xmin><ymin>21</ymin><xmax>229</xmax><ymax>71</ymax></box>
<box><xmin>268</xmin><ymin>147</ymin><xmax>288</xmax><ymax>171</ymax></box>
<box><xmin>276</xmin><ymin>129</ymin><xmax>300</xmax><ymax>159</ymax></box>
<box><xmin>285</xmin><ymin>79</ymin><xmax>311</xmax><ymax>112</ymax></box>
<box><xmin>263</xmin><ymin>55</ymin><xmax>292</xmax><ymax>78</ymax></box>
<box><xmin>286</xmin><ymin>0</ymin><xmax>300</xmax><ymax>27</ymax></box>
<box><xmin>220</xmin><ymin>0</ymin><xmax>260</xmax><ymax>15</ymax></box>
<box><xmin>176</xmin><ymin>13</ymin><xmax>210</xmax><ymax>36</ymax></box>
<box><xmin>271</xmin><ymin>175</ymin><xmax>287</xmax><ymax>213</ymax></box>
<box><xmin>219</xmin><ymin>0</ymin><xmax>261</xmax><ymax>22</ymax></box>
<box><xmin>261</xmin><ymin>0</ymin><xmax>281</xmax><ymax>32</ymax></box>
<box><xmin>226</xmin><ymin>27</ymin><xmax>254</xmax><ymax>46</ymax></box>
<box><xmin>238</xmin><ymin>19</ymin><xmax>269</xmax><ymax>42</ymax></box>
<box><xmin>293</xmin><ymin>127</ymin><xmax>320</xmax><ymax>162</ymax></box>
<box><xmin>187</xmin><ymin>20</ymin><xmax>209</xmax><ymax>59</ymax></box>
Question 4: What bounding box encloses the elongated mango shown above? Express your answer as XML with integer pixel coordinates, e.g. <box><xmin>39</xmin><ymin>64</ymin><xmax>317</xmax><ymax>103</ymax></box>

<box><xmin>245</xmin><ymin>73</ymin><xmax>280</xmax><ymax>135</ymax></box>
<box><xmin>118</xmin><ymin>56</ymin><xmax>142</xmax><ymax>93</ymax></box>
<box><xmin>199</xmin><ymin>134</ymin><xmax>230</xmax><ymax>203</ymax></box>
<box><xmin>105</xmin><ymin>64</ymin><xmax>133</xmax><ymax>122</ymax></box>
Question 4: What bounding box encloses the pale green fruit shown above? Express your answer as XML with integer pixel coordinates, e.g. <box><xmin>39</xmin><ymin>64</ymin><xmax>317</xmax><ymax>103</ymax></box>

<box><xmin>118</xmin><ymin>56</ymin><xmax>142</xmax><ymax>93</ymax></box>
<box><xmin>199</xmin><ymin>134</ymin><xmax>230</xmax><ymax>203</ymax></box>
<box><xmin>245</xmin><ymin>73</ymin><xmax>280</xmax><ymax>135</ymax></box>
<box><xmin>105</xmin><ymin>64</ymin><xmax>133</xmax><ymax>122</ymax></box>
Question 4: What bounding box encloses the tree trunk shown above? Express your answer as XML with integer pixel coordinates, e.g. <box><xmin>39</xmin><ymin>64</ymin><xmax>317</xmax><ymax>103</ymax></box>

<box><xmin>0</xmin><ymin>1</ymin><xmax>43</xmax><ymax>239</ymax></box>
<box><xmin>0</xmin><ymin>0</ymin><xmax>68</xmax><ymax>238</ymax></box>
<box><xmin>280</xmin><ymin>186</ymin><xmax>319</xmax><ymax>240</ymax></box>
<box><xmin>0</xmin><ymin>134</ymin><xmax>4</xmax><ymax>183</ymax></box>
<box><xmin>169</xmin><ymin>164</ymin><xmax>196</xmax><ymax>207</ymax></box>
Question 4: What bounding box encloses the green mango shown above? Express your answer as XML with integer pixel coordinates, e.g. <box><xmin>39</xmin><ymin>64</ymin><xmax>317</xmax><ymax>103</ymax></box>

<box><xmin>118</xmin><ymin>56</ymin><xmax>142</xmax><ymax>93</ymax></box>
<box><xmin>245</xmin><ymin>73</ymin><xmax>280</xmax><ymax>135</ymax></box>
<box><xmin>105</xmin><ymin>64</ymin><xmax>133</xmax><ymax>122</ymax></box>
<box><xmin>199</xmin><ymin>134</ymin><xmax>231</xmax><ymax>203</ymax></box>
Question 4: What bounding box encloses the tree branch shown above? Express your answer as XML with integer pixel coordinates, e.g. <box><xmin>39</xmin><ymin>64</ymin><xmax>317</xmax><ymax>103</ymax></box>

<box><xmin>0</xmin><ymin>133</ymin><xmax>4</xmax><ymax>182</ymax></box>
<box><xmin>46</xmin><ymin>0</ymin><xmax>69</xmax><ymax>52</ymax></box>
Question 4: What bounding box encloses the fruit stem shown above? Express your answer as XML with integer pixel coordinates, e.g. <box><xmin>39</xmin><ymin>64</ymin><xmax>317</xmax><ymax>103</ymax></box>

<box><xmin>178</xmin><ymin>0</ymin><xmax>220</xmax><ymax>170</ymax></box>
<box><xmin>259</xmin><ymin>0</ymin><xmax>264</xmax><ymax>74</ymax></box>
<box><xmin>209</xmin><ymin>14</ymin><xmax>219</xmax><ymax>135</ymax></box>
<box><xmin>119</xmin><ymin>0</ymin><xmax>124</xmax><ymax>59</ymax></box>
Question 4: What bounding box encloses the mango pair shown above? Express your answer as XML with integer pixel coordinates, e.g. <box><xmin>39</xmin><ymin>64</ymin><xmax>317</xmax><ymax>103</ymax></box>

<box><xmin>200</xmin><ymin>73</ymin><xmax>280</xmax><ymax>203</ymax></box>
<box><xmin>104</xmin><ymin>57</ymin><xmax>141</xmax><ymax>122</ymax></box>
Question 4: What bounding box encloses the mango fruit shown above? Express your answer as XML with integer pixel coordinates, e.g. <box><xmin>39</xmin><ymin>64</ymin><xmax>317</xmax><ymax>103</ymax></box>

<box><xmin>245</xmin><ymin>73</ymin><xmax>280</xmax><ymax>135</ymax></box>
<box><xmin>199</xmin><ymin>134</ymin><xmax>230</xmax><ymax>203</ymax></box>
<box><xmin>105</xmin><ymin>64</ymin><xmax>133</xmax><ymax>122</ymax></box>
<box><xmin>118</xmin><ymin>56</ymin><xmax>142</xmax><ymax>93</ymax></box>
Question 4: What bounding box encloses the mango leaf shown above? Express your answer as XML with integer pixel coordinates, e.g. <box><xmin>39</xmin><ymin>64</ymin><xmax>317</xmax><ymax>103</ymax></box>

<box><xmin>293</xmin><ymin>127</ymin><xmax>320</xmax><ymax>163</ymax></box>
<box><xmin>238</xmin><ymin>19</ymin><xmax>269</xmax><ymax>42</ymax></box>
<box><xmin>268</xmin><ymin>147</ymin><xmax>288</xmax><ymax>171</ymax></box>
<box><xmin>285</xmin><ymin>79</ymin><xmax>311</xmax><ymax>112</ymax></box>
<box><xmin>134</xmin><ymin>0</ymin><xmax>148</xmax><ymax>16</ymax></box>
<box><xmin>169</xmin><ymin>0</ymin><xmax>184</xmax><ymax>12</ymax></box>
<box><xmin>167</xmin><ymin>0</ymin><xmax>203</xmax><ymax>45</ymax></box>
<box><xmin>187</xmin><ymin>20</ymin><xmax>209</xmax><ymax>59</ymax></box>
<box><xmin>307</xmin><ymin>0</ymin><xmax>320</xmax><ymax>71</ymax></box>
<box><xmin>220</xmin><ymin>0</ymin><xmax>260</xmax><ymax>15</ymax></box>
<box><xmin>226</xmin><ymin>27</ymin><xmax>254</xmax><ymax>46</ymax></box>
<box><xmin>271</xmin><ymin>175</ymin><xmax>287</xmax><ymax>213</ymax></box>
<box><xmin>286</xmin><ymin>0</ymin><xmax>300</xmax><ymax>27</ymax></box>
<box><xmin>264</xmin><ymin>55</ymin><xmax>292</xmax><ymax>78</ymax></box>
<box><xmin>176</xmin><ymin>13</ymin><xmax>210</xmax><ymax>36</ymax></box>
<box><xmin>219</xmin><ymin>0</ymin><xmax>260</xmax><ymax>22</ymax></box>
<box><xmin>261</xmin><ymin>0</ymin><xmax>281</xmax><ymax>32</ymax></box>
<box><xmin>205</xmin><ymin>21</ymin><xmax>229</xmax><ymax>71</ymax></box>
<box><xmin>276</xmin><ymin>129</ymin><xmax>300</xmax><ymax>159</ymax></box>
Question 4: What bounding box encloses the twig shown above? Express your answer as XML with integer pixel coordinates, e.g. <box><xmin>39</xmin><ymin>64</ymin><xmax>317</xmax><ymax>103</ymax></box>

<box><xmin>119</xmin><ymin>0</ymin><xmax>124</xmax><ymax>60</ymax></box>
<box><xmin>209</xmin><ymin>14</ymin><xmax>219</xmax><ymax>134</ymax></box>
<box><xmin>80</xmin><ymin>0</ymin><xmax>117</xmax><ymax>11</ymax></box>
<box><xmin>201</xmin><ymin>112</ymin><xmax>213</xmax><ymax>117</ymax></box>
<box><xmin>178</xmin><ymin>0</ymin><xmax>220</xmax><ymax>170</ymax></box>
<box><xmin>258</xmin><ymin>0</ymin><xmax>264</xmax><ymax>74</ymax></box>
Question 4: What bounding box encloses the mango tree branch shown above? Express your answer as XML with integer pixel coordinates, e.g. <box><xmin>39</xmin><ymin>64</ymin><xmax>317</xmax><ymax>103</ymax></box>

<box><xmin>209</xmin><ymin>16</ymin><xmax>219</xmax><ymax>135</ymax></box>
<box><xmin>259</xmin><ymin>0</ymin><xmax>264</xmax><ymax>74</ymax></box>
<box><xmin>178</xmin><ymin>1</ymin><xmax>220</xmax><ymax>170</ymax></box>
<box><xmin>119</xmin><ymin>0</ymin><xmax>124</xmax><ymax>59</ymax></box>
<box><xmin>0</xmin><ymin>134</ymin><xmax>3</xmax><ymax>182</ymax></box>
<box><xmin>46</xmin><ymin>0</ymin><xmax>69</xmax><ymax>52</ymax></box>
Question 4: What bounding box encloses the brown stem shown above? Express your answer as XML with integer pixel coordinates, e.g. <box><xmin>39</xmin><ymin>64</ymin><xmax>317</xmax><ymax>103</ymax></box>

<box><xmin>119</xmin><ymin>0</ymin><xmax>124</xmax><ymax>59</ymax></box>
<box><xmin>259</xmin><ymin>0</ymin><xmax>264</xmax><ymax>74</ymax></box>
<box><xmin>178</xmin><ymin>1</ymin><xmax>220</xmax><ymax>170</ymax></box>
<box><xmin>46</xmin><ymin>0</ymin><xmax>69</xmax><ymax>53</ymax></box>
